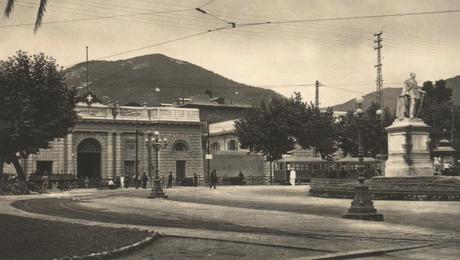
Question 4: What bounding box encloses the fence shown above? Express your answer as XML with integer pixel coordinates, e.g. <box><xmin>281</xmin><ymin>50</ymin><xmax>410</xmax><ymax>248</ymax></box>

<box><xmin>310</xmin><ymin>177</ymin><xmax>460</xmax><ymax>200</ymax></box>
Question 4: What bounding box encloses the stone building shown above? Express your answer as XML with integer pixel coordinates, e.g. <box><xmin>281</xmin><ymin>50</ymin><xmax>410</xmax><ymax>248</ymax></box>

<box><xmin>13</xmin><ymin>103</ymin><xmax>204</xmax><ymax>181</ymax></box>
<box><xmin>207</xmin><ymin>120</ymin><xmax>270</xmax><ymax>178</ymax></box>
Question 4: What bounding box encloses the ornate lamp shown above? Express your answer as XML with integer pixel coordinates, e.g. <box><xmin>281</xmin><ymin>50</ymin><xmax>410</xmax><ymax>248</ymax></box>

<box><xmin>342</xmin><ymin>97</ymin><xmax>384</xmax><ymax>221</ymax></box>
<box><xmin>145</xmin><ymin>131</ymin><xmax>168</xmax><ymax>198</ymax></box>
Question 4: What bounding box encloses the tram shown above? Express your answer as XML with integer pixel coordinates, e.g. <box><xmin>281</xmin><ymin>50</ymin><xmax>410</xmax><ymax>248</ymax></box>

<box><xmin>274</xmin><ymin>156</ymin><xmax>380</xmax><ymax>184</ymax></box>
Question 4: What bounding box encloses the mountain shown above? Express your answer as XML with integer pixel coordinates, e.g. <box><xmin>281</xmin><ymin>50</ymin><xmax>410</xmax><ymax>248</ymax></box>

<box><xmin>333</xmin><ymin>75</ymin><xmax>460</xmax><ymax>112</ymax></box>
<box><xmin>65</xmin><ymin>54</ymin><xmax>283</xmax><ymax>106</ymax></box>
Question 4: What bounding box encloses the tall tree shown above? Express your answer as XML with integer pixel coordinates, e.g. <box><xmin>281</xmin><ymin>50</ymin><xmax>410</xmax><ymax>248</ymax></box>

<box><xmin>235</xmin><ymin>95</ymin><xmax>301</xmax><ymax>163</ymax></box>
<box><xmin>4</xmin><ymin>0</ymin><xmax>48</xmax><ymax>32</ymax></box>
<box><xmin>296</xmin><ymin>104</ymin><xmax>338</xmax><ymax>160</ymax></box>
<box><xmin>235</xmin><ymin>93</ymin><xmax>338</xmax><ymax>162</ymax></box>
<box><xmin>0</xmin><ymin>51</ymin><xmax>78</xmax><ymax>188</ymax></box>
<box><xmin>337</xmin><ymin>102</ymin><xmax>393</xmax><ymax>157</ymax></box>
<box><xmin>420</xmin><ymin>79</ymin><xmax>455</xmax><ymax>150</ymax></box>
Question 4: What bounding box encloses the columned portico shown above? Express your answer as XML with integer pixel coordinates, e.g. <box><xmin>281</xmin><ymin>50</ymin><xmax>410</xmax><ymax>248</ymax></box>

<box><xmin>17</xmin><ymin>104</ymin><xmax>204</xmax><ymax>182</ymax></box>
<box><xmin>66</xmin><ymin>133</ymin><xmax>73</xmax><ymax>174</ymax></box>
<box><xmin>115</xmin><ymin>132</ymin><xmax>122</xmax><ymax>177</ymax></box>
<box><xmin>106</xmin><ymin>132</ymin><xmax>114</xmax><ymax>178</ymax></box>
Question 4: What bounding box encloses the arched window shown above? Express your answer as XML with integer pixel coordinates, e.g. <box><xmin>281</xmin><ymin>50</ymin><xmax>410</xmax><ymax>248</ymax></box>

<box><xmin>77</xmin><ymin>138</ymin><xmax>102</xmax><ymax>153</ymax></box>
<box><xmin>211</xmin><ymin>142</ymin><xmax>220</xmax><ymax>151</ymax></box>
<box><xmin>227</xmin><ymin>139</ymin><xmax>238</xmax><ymax>151</ymax></box>
<box><xmin>172</xmin><ymin>141</ymin><xmax>188</xmax><ymax>152</ymax></box>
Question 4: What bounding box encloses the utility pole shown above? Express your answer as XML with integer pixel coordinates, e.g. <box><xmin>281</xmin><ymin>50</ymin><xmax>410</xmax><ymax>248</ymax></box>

<box><xmin>374</xmin><ymin>32</ymin><xmax>383</xmax><ymax>107</ymax></box>
<box><xmin>135</xmin><ymin>128</ymin><xmax>139</xmax><ymax>178</ymax></box>
<box><xmin>315</xmin><ymin>80</ymin><xmax>320</xmax><ymax>107</ymax></box>
<box><xmin>451</xmin><ymin>105</ymin><xmax>455</xmax><ymax>143</ymax></box>
<box><xmin>86</xmin><ymin>46</ymin><xmax>89</xmax><ymax>93</ymax></box>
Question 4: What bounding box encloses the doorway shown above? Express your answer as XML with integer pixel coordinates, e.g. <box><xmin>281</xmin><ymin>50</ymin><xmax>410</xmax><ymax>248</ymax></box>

<box><xmin>124</xmin><ymin>161</ymin><xmax>135</xmax><ymax>177</ymax></box>
<box><xmin>77</xmin><ymin>138</ymin><xmax>102</xmax><ymax>179</ymax></box>
<box><xmin>176</xmin><ymin>160</ymin><xmax>186</xmax><ymax>182</ymax></box>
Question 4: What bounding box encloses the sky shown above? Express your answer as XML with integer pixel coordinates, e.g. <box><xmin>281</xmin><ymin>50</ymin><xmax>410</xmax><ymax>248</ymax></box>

<box><xmin>1</xmin><ymin>0</ymin><xmax>460</xmax><ymax>106</ymax></box>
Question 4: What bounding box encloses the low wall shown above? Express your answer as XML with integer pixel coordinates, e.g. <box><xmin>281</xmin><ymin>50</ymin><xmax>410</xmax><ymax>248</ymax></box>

<box><xmin>309</xmin><ymin>177</ymin><xmax>460</xmax><ymax>200</ymax></box>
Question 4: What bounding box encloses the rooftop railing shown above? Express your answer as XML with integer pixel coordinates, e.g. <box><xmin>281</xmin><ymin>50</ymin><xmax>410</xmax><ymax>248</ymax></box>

<box><xmin>75</xmin><ymin>103</ymin><xmax>200</xmax><ymax>122</ymax></box>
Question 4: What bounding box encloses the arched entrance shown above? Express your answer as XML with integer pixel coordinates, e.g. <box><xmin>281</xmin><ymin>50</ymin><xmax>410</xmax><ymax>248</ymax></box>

<box><xmin>77</xmin><ymin>138</ymin><xmax>102</xmax><ymax>179</ymax></box>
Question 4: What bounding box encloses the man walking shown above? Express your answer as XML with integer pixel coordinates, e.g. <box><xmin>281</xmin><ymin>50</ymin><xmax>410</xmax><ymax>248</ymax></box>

<box><xmin>141</xmin><ymin>172</ymin><xmax>148</xmax><ymax>189</ymax></box>
<box><xmin>193</xmin><ymin>172</ymin><xmax>198</xmax><ymax>187</ymax></box>
<box><xmin>210</xmin><ymin>169</ymin><xmax>217</xmax><ymax>189</ymax></box>
<box><xmin>167</xmin><ymin>170</ymin><xmax>173</xmax><ymax>189</ymax></box>
<box><xmin>41</xmin><ymin>173</ymin><xmax>49</xmax><ymax>193</ymax></box>
<box><xmin>290</xmin><ymin>168</ymin><xmax>296</xmax><ymax>186</ymax></box>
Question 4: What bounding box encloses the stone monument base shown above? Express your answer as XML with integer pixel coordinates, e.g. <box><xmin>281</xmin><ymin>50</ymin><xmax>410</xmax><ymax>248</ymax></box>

<box><xmin>385</xmin><ymin>118</ymin><xmax>433</xmax><ymax>177</ymax></box>
<box><xmin>342</xmin><ymin>185</ymin><xmax>384</xmax><ymax>221</ymax></box>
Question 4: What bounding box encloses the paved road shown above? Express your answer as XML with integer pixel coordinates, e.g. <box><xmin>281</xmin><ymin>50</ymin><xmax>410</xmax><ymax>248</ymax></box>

<box><xmin>8</xmin><ymin>186</ymin><xmax>460</xmax><ymax>259</ymax></box>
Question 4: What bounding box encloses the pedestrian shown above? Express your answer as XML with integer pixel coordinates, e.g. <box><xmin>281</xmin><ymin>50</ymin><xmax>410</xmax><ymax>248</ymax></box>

<box><xmin>290</xmin><ymin>168</ymin><xmax>296</xmax><ymax>186</ymax></box>
<box><xmin>124</xmin><ymin>175</ymin><xmax>130</xmax><ymax>189</ymax></box>
<box><xmin>84</xmin><ymin>176</ymin><xmax>90</xmax><ymax>188</ymax></box>
<box><xmin>134</xmin><ymin>174</ymin><xmax>140</xmax><ymax>189</ymax></box>
<box><xmin>41</xmin><ymin>173</ymin><xmax>49</xmax><ymax>193</ymax></box>
<box><xmin>238</xmin><ymin>170</ymin><xmax>245</xmax><ymax>185</ymax></box>
<box><xmin>107</xmin><ymin>178</ymin><xmax>116</xmax><ymax>189</ymax></box>
<box><xmin>141</xmin><ymin>172</ymin><xmax>148</xmax><ymax>189</ymax></box>
<box><xmin>193</xmin><ymin>172</ymin><xmax>198</xmax><ymax>187</ymax></box>
<box><xmin>210</xmin><ymin>169</ymin><xmax>217</xmax><ymax>189</ymax></box>
<box><xmin>167</xmin><ymin>171</ymin><xmax>173</xmax><ymax>188</ymax></box>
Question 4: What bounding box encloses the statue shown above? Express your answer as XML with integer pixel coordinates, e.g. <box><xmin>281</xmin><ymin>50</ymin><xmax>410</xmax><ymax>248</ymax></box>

<box><xmin>397</xmin><ymin>72</ymin><xmax>426</xmax><ymax>120</ymax></box>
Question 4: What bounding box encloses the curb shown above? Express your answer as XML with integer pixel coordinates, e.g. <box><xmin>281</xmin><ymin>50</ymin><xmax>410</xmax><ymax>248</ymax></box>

<box><xmin>293</xmin><ymin>243</ymin><xmax>435</xmax><ymax>260</ymax></box>
<box><xmin>54</xmin><ymin>231</ymin><xmax>164</xmax><ymax>260</ymax></box>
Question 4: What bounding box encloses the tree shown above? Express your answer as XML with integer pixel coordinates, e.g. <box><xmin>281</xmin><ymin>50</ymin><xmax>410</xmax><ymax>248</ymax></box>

<box><xmin>337</xmin><ymin>102</ymin><xmax>393</xmax><ymax>157</ymax></box>
<box><xmin>235</xmin><ymin>92</ymin><xmax>338</xmax><ymax>180</ymax></box>
<box><xmin>4</xmin><ymin>0</ymin><xmax>48</xmax><ymax>32</ymax></box>
<box><xmin>235</xmin><ymin>95</ymin><xmax>301</xmax><ymax>163</ymax></box>
<box><xmin>0</xmin><ymin>51</ymin><xmax>78</xmax><ymax>188</ymax></box>
<box><xmin>296</xmin><ymin>105</ymin><xmax>338</xmax><ymax>160</ymax></box>
<box><xmin>420</xmin><ymin>79</ymin><xmax>455</xmax><ymax>151</ymax></box>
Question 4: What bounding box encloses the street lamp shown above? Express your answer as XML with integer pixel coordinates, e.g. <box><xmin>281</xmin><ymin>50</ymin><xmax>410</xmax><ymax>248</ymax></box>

<box><xmin>145</xmin><ymin>130</ymin><xmax>168</xmax><ymax>198</ymax></box>
<box><xmin>342</xmin><ymin>97</ymin><xmax>384</xmax><ymax>221</ymax></box>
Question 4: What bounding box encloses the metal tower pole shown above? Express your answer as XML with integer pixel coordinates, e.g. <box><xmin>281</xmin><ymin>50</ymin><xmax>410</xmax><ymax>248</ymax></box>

<box><xmin>374</xmin><ymin>32</ymin><xmax>383</xmax><ymax>107</ymax></box>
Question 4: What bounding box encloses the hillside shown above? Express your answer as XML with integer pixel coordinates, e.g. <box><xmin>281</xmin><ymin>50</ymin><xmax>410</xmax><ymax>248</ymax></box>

<box><xmin>65</xmin><ymin>54</ymin><xmax>283</xmax><ymax>106</ymax></box>
<box><xmin>333</xmin><ymin>75</ymin><xmax>460</xmax><ymax>112</ymax></box>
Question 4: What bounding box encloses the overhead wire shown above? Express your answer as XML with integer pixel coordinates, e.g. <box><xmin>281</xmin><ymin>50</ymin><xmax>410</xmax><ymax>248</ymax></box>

<box><xmin>10</xmin><ymin>1</ymin><xmax>460</xmax><ymax>59</ymax></box>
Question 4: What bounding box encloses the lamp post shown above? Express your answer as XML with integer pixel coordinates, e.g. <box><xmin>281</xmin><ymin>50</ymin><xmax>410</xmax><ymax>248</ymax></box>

<box><xmin>145</xmin><ymin>131</ymin><xmax>168</xmax><ymax>198</ymax></box>
<box><xmin>342</xmin><ymin>97</ymin><xmax>384</xmax><ymax>221</ymax></box>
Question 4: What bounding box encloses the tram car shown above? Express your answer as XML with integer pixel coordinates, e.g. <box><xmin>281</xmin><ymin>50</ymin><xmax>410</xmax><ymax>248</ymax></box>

<box><xmin>274</xmin><ymin>156</ymin><xmax>380</xmax><ymax>184</ymax></box>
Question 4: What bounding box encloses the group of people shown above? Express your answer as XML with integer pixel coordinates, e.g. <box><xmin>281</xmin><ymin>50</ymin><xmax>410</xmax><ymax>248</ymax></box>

<box><xmin>122</xmin><ymin>173</ymin><xmax>149</xmax><ymax>189</ymax></box>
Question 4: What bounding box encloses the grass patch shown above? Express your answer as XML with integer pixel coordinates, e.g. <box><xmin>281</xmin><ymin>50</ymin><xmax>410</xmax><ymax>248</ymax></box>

<box><xmin>0</xmin><ymin>214</ymin><xmax>152</xmax><ymax>260</ymax></box>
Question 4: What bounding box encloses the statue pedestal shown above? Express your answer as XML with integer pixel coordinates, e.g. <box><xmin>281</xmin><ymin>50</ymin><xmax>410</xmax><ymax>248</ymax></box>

<box><xmin>385</xmin><ymin>118</ymin><xmax>433</xmax><ymax>177</ymax></box>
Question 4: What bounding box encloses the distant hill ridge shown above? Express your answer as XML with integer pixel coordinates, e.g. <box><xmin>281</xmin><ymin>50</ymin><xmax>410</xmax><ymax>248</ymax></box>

<box><xmin>332</xmin><ymin>76</ymin><xmax>460</xmax><ymax>112</ymax></box>
<box><xmin>65</xmin><ymin>53</ymin><xmax>283</xmax><ymax>106</ymax></box>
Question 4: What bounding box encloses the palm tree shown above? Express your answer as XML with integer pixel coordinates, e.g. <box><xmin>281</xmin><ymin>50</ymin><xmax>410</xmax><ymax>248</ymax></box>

<box><xmin>4</xmin><ymin>0</ymin><xmax>48</xmax><ymax>32</ymax></box>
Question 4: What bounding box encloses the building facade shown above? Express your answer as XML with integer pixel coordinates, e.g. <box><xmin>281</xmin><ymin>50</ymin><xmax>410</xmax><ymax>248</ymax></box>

<box><xmin>207</xmin><ymin>120</ymin><xmax>270</xmax><ymax>178</ymax></box>
<box><xmin>13</xmin><ymin>103</ymin><xmax>204</xmax><ymax>181</ymax></box>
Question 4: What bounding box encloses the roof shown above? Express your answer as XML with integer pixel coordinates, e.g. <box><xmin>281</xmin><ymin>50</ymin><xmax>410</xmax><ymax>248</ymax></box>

<box><xmin>209</xmin><ymin>120</ymin><xmax>237</xmax><ymax>134</ymax></box>
<box><xmin>177</xmin><ymin>94</ymin><xmax>253</xmax><ymax>108</ymax></box>
<box><xmin>336</xmin><ymin>157</ymin><xmax>379</xmax><ymax>162</ymax></box>
<box><xmin>277</xmin><ymin>156</ymin><xmax>326</xmax><ymax>163</ymax></box>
